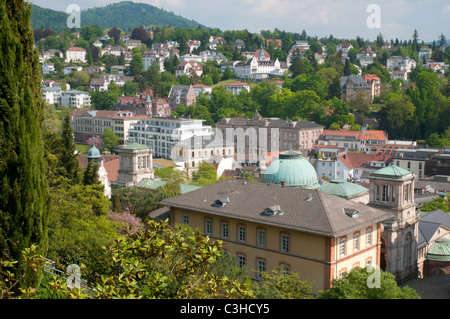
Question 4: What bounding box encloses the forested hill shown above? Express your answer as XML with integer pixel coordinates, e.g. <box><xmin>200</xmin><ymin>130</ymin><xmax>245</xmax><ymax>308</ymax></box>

<box><xmin>31</xmin><ymin>1</ymin><xmax>207</xmax><ymax>32</ymax></box>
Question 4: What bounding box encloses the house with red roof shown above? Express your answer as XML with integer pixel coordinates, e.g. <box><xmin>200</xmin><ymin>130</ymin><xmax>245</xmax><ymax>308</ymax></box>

<box><xmin>65</xmin><ymin>46</ymin><xmax>86</xmax><ymax>63</ymax></box>
<box><xmin>318</xmin><ymin>129</ymin><xmax>387</xmax><ymax>153</ymax></box>
<box><xmin>336</xmin><ymin>152</ymin><xmax>393</xmax><ymax>181</ymax></box>
<box><xmin>266</xmin><ymin>39</ymin><xmax>282</xmax><ymax>48</ymax></box>
<box><xmin>362</xmin><ymin>74</ymin><xmax>381</xmax><ymax>100</ymax></box>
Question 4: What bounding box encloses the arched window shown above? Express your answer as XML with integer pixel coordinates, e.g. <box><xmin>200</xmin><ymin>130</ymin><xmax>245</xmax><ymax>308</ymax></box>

<box><xmin>403</xmin><ymin>232</ymin><xmax>412</xmax><ymax>268</ymax></box>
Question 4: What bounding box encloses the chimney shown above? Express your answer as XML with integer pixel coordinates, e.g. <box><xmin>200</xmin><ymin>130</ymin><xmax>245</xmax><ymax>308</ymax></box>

<box><xmin>281</xmin><ymin>181</ymin><xmax>286</xmax><ymax>186</ymax></box>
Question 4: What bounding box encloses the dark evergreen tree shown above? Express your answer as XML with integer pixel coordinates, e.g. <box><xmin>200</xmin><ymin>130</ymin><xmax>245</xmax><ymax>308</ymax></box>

<box><xmin>57</xmin><ymin>116</ymin><xmax>82</xmax><ymax>184</ymax></box>
<box><xmin>83</xmin><ymin>160</ymin><xmax>101</xmax><ymax>186</ymax></box>
<box><xmin>343</xmin><ymin>59</ymin><xmax>352</xmax><ymax>76</ymax></box>
<box><xmin>0</xmin><ymin>0</ymin><xmax>49</xmax><ymax>289</ymax></box>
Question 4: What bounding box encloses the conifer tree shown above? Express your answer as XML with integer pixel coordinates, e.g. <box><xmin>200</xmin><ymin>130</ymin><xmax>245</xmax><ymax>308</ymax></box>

<box><xmin>0</xmin><ymin>0</ymin><xmax>49</xmax><ymax>288</ymax></box>
<box><xmin>83</xmin><ymin>160</ymin><xmax>101</xmax><ymax>186</ymax></box>
<box><xmin>57</xmin><ymin>115</ymin><xmax>82</xmax><ymax>184</ymax></box>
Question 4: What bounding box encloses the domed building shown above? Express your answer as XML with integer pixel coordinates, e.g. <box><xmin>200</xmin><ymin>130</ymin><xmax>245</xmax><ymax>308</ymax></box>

<box><xmin>320</xmin><ymin>179</ymin><xmax>369</xmax><ymax>204</ymax></box>
<box><xmin>87</xmin><ymin>141</ymin><xmax>112</xmax><ymax>198</ymax></box>
<box><xmin>87</xmin><ymin>143</ymin><xmax>101</xmax><ymax>162</ymax></box>
<box><xmin>263</xmin><ymin>150</ymin><xmax>320</xmax><ymax>189</ymax></box>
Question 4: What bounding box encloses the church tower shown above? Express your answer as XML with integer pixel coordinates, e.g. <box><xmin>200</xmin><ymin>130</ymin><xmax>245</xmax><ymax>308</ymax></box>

<box><xmin>145</xmin><ymin>94</ymin><xmax>153</xmax><ymax>116</ymax></box>
<box><xmin>368</xmin><ymin>163</ymin><xmax>418</xmax><ymax>283</ymax></box>
<box><xmin>113</xmin><ymin>142</ymin><xmax>154</xmax><ymax>187</ymax></box>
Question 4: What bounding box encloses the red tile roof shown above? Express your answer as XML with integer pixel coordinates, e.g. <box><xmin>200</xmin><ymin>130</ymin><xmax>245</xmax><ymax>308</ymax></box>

<box><xmin>362</xmin><ymin>74</ymin><xmax>381</xmax><ymax>82</ymax></box>
<box><xmin>337</xmin><ymin>152</ymin><xmax>392</xmax><ymax>169</ymax></box>
<box><xmin>67</xmin><ymin>46</ymin><xmax>86</xmax><ymax>52</ymax></box>
<box><xmin>357</xmin><ymin>130</ymin><xmax>387</xmax><ymax>141</ymax></box>
<box><xmin>77</xmin><ymin>154</ymin><xmax>120</xmax><ymax>182</ymax></box>
<box><xmin>322</xmin><ymin>130</ymin><xmax>360</xmax><ymax>137</ymax></box>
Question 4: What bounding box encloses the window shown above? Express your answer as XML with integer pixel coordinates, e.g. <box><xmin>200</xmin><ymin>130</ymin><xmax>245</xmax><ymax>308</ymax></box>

<box><xmin>281</xmin><ymin>264</ymin><xmax>290</xmax><ymax>275</ymax></box>
<box><xmin>366</xmin><ymin>228</ymin><xmax>372</xmax><ymax>247</ymax></box>
<box><xmin>182</xmin><ymin>215</ymin><xmax>189</xmax><ymax>225</ymax></box>
<box><xmin>205</xmin><ymin>219</ymin><xmax>213</xmax><ymax>236</ymax></box>
<box><xmin>238</xmin><ymin>225</ymin><xmax>246</xmax><ymax>243</ymax></box>
<box><xmin>403</xmin><ymin>233</ymin><xmax>412</xmax><ymax>267</ymax></box>
<box><xmin>404</xmin><ymin>184</ymin><xmax>409</xmax><ymax>203</ymax></box>
<box><xmin>221</xmin><ymin>222</ymin><xmax>229</xmax><ymax>239</ymax></box>
<box><xmin>237</xmin><ymin>254</ymin><xmax>246</xmax><ymax>268</ymax></box>
<box><xmin>280</xmin><ymin>234</ymin><xmax>290</xmax><ymax>252</ymax></box>
<box><xmin>353</xmin><ymin>233</ymin><xmax>360</xmax><ymax>252</ymax></box>
<box><xmin>339</xmin><ymin>238</ymin><xmax>347</xmax><ymax>257</ymax></box>
<box><xmin>257</xmin><ymin>229</ymin><xmax>266</xmax><ymax>247</ymax></box>
<box><xmin>256</xmin><ymin>259</ymin><xmax>266</xmax><ymax>280</ymax></box>
<box><xmin>382</xmin><ymin>185</ymin><xmax>389</xmax><ymax>202</ymax></box>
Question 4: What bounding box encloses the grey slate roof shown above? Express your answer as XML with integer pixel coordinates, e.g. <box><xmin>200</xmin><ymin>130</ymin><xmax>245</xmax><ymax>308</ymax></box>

<box><xmin>340</xmin><ymin>75</ymin><xmax>370</xmax><ymax>89</ymax></box>
<box><xmin>160</xmin><ymin>179</ymin><xmax>393</xmax><ymax>238</ymax></box>
<box><xmin>418</xmin><ymin>209</ymin><xmax>450</xmax><ymax>248</ymax></box>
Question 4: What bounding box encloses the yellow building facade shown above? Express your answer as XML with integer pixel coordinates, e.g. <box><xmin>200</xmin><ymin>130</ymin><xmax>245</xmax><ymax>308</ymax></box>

<box><xmin>162</xmin><ymin>179</ymin><xmax>391</xmax><ymax>294</ymax></box>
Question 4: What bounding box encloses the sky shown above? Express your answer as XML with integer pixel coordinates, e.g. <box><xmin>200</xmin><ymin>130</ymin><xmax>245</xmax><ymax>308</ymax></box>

<box><xmin>30</xmin><ymin>0</ymin><xmax>449</xmax><ymax>42</ymax></box>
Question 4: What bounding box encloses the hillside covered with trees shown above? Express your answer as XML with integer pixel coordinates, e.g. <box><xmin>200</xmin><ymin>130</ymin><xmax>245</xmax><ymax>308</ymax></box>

<box><xmin>31</xmin><ymin>1</ymin><xmax>206</xmax><ymax>33</ymax></box>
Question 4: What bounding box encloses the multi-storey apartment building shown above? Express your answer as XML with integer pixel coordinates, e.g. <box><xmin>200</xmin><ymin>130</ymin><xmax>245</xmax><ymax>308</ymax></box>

<box><xmin>171</xmin><ymin>135</ymin><xmax>234</xmax><ymax>174</ymax></box>
<box><xmin>318</xmin><ymin>129</ymin><xmax>387</xmax><ymax>152</ymax></box>
<box><xmin>386</xmin><ymin>56</ymin><xmax>417</xmax><ymax>73</ymax></box>
<box><xmin>60</xmin><ymin>90</ymin><xmax>91</xmax><ymax>108</ymax></box>
<box><xmin>70</xmin><ymin>109</ymin><xmax>146</xmax><ymax>145</ymax></box>
<box><xmin>126</xmin><ymin>117</ymin><xmax>213</xmax><ymax>159</ymax></box>
<box><xmin>340</xmin><ymin>75</ymin><xmax>372</xmax><ymax>102</ymax></box>
<box><xmin>215</xmin><ymin>110</ymin><xmax>324</xmax><ymax>165</ymax></box>
<box><xmin>143</xmin><ymin>51</ymin><xmax>165</xmax><ymax>72</ymax></box>
<box><xmin>392</xmin><ymin>148</ymin><xmax>441</xmax><ymax>179</ymax></box>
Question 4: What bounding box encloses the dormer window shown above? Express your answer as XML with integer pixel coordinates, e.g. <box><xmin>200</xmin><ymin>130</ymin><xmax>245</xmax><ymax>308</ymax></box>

<box><xmin>213</xmin><ymin>197</ymin><xmax>229</xmax><ymax>207</ymax></box>
<box><xmin>263</xmin><ymin>205</ymin><xmax>284</xmax><ymax>216</ymax></box>
<box><xmin>343</xmin><ymin>208</ymin><xmax>360</xmax><ymax>218</ymax></box>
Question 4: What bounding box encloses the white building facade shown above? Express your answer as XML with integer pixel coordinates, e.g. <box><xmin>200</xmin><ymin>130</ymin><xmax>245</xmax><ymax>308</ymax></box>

<box><xmin>127</xmin><ymin>118</ymin><xmax>213</xmax><ymax>159</ymax></box>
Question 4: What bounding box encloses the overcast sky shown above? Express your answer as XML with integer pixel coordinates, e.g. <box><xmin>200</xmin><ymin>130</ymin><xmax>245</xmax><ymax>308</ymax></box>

<box><xmin>30</xmin><ymin>0</ymin><xmax>449</xmax><ymax>42</ymax></box>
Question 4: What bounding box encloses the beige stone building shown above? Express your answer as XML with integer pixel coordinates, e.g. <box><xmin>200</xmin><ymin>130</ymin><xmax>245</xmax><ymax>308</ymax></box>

<box><xmin>160</xmin><ymin>179</ymin><xmax>392</xmax><ymax>294</ymax></box>
<box><xmin>368</xmin><ymin>164</ymin><xmax>418</xmax><ymax>283</ymax></box>
<box><xmin>216</xmin><ymin>110</ymin><xmax>324</xmax><ymax>166</ymax></box>
<box><xmin>392</xmin><ymin>148</ymin><xmax>441</xmax><ymax>179</ymax></box>
<box><xmin>112</xmin><ymin>143</ymin><xmax>154</xmax><ymax>187</ymax></box>
<box><xmin>70</xmin><ymin>109</ymin><xmax>146</xmax><ymax>145</ymax></box>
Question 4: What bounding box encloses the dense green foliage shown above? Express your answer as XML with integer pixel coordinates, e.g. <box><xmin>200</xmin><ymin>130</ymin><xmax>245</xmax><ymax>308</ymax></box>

<box><xmin>419</xmin><ymin>194</ymin><xmax>450</xmax><ymax>213</ymax></box>
<box><xmin>0</xmin><ymin>0</ymin><xmax>49</xmax><ymax>290</ymax></box>
<box><xmin>318</xmin><ymin>267</ymin><xmax>421</xmax><ymax>299</ymax></box>
<box><xmin>46</xmin><ymin>183</ymin><xmax>118</xmax><ymax>283</ymax></box>
<box><xmin>101</xmin><ymin>129</ymin><xmax>120</xmax><ymax>154</ymax></box>
<box><xmin>252</xmin><ymin>267</ymin><xmax>313</xmax><ymax>299</ymax></box>
<box><xmin>30</xmin><ymin>4</ymin><xmax>69</xmax><ymax>33</ymax></box>
<box><xmin>112</xmin><ymin>186</ymin><xmax>170</xmax><ymax>220</ymax></box>
<box><xmin>31</xmin><ymin>2</ymin><xmax>205</xmax><ymax>33</ymax></box>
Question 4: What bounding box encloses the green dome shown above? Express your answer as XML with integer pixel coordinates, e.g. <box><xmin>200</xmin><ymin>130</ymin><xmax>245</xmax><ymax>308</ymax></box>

<box><xmin>263</xmin><ymin>150</ymin><xmax>320</xmax><ymax>189</ymax></box>
<box><xmin>320</xmin><ymin>179</ymin><xmax>368</xmax><ymax>199</ymax></box>
<box><xmin>87</xmin><ymin>145</ymin><xmax>101</xmax><ymax>159</ymax></box>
